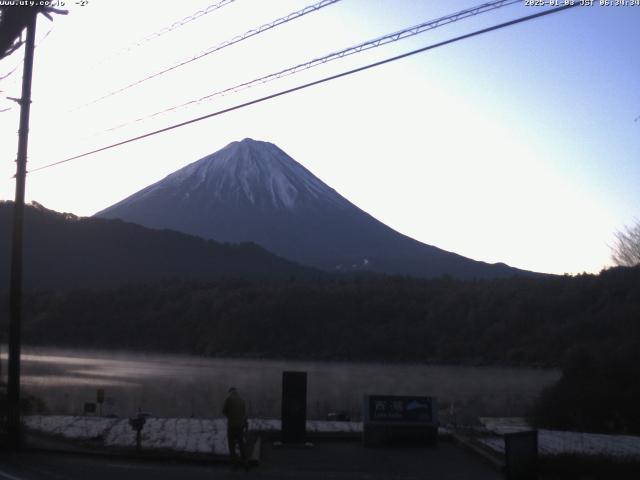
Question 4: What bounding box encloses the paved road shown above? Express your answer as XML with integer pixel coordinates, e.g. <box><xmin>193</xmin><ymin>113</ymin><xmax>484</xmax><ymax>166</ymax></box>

<box><xmin>0</xmin><ymin>441</ymin><xmax>502</xmax><ymax>480</ymax></box>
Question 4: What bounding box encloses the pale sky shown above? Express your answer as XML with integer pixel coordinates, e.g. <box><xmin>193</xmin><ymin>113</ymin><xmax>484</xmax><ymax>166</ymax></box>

<box><xmin>1</xmin><ymin>0</ymin><xmax>638</xmax><ymax>275</ymax></box>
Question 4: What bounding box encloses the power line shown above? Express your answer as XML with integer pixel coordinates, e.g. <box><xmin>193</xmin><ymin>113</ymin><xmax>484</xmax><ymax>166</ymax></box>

<box><xmin>0</xmin><ymin>4</ymin><xmax>64</xmax><ymax>61</ymax></box>
<box><xmin>95</xmin><ymin>0</ymin><xmax>237</xmax><ymax>66</ymax></box>
<box><xmin>0</xmin><ymin>24</ymin><xmax>52</xmax><ymax>83</ymax></box>
<box><xmin>103</xmin><ymin>0</ymin><xmax>520</xmax><ymax>134</ymax></box>
<box><xmin>27</xmin><ymin>4</ymin><xmax>578</xmax><ymax>175</ymax></box>
<box><xmin>0</xmin><ymin>63</ymin><xmax>19</xmax><ymax>81</ymax></box>
<box><xmin>35</xmin><ymin>23</ymin><xmax>54</xmax><ymax>47</ymax></box>
<box><xmin>0</xmin><ymin>18</ymin><xmax>55</xmax><ymax>114</ymax></box>
<box><xmin>0</xmin><ymin>23</ymin><xmax>55</xmax><ymax>116</ymax></box>
<box><xmin>79</xmin><ymin>0</ymin><xmax>342</xmax><ymax>109</ymax></box>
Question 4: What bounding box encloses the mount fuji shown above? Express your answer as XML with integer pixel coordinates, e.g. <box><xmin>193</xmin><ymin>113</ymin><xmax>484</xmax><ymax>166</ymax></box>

<box><xmin>96</xmin><ymin>138</ymin><xmax>534</xmax><ymax>279</ymax></box>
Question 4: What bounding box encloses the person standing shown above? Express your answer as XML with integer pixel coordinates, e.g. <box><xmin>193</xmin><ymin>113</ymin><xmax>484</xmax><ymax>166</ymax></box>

<box><xmin>222</xmin><ymin>387</ymin><xmax>249</xmax><ymax>470</ymax></box>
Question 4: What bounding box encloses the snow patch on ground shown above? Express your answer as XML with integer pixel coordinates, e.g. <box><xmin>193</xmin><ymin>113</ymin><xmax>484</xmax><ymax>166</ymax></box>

<box><xmin>477</xmin><ymin>417</ymin><xmax>640</xmax><ymax>459</ymax></box>
<box><xmin>23</xmin><ymin>416</ymin><xmax>364</xmax><ymax>456</ymax></box>
<box><xmin>479</xmin><ymin>430</ymin><xmax>640</xmax><ymax>459</ymax></box>
<box><xmin>24</xmin><ymin>416</ymin><xmax>119</xmax><ymax>441</ymax></box>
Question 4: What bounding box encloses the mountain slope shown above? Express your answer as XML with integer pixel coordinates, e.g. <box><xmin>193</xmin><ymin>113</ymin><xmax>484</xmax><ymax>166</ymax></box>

<box><xmin>96</xmin><ymin>138</ymin><xmax>537</xmax><ymax>279</ymax></box>
<box><xmin>0</xmin><ymin>201</ymin><xmax>318</xmax><ymax>291</ymax></box>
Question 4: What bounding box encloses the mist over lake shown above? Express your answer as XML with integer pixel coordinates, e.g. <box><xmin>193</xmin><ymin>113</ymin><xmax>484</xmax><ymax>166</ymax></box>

<box><xmin>7</xmin><ymin>347</ymin><xmax>560</xmax><ymax>422</ymax></box>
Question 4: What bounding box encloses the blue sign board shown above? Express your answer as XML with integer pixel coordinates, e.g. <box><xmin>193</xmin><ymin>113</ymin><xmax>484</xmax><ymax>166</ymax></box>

<box><xmin>367</xmin><ymin>395</ymin><xmax>434</xmax><ymax>423</ymax></box>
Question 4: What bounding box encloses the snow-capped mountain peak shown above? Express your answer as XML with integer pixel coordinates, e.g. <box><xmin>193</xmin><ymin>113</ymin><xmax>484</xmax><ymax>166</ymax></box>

<box><xmin>149</xmin><ymin>138</ymin><xmax>341</xmax><ymax>211</ymax></box>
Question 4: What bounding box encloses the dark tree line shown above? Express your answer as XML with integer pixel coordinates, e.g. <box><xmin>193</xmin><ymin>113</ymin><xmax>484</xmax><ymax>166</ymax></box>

<box><xmin>2</xmin><ymin>265</ymin><xmax>638</xmax><ymax>368</ymax></box>
<box><xmin>533</xmin><ymin>343</ymin><xmax>640</xmax><ymax>435</ymax></box>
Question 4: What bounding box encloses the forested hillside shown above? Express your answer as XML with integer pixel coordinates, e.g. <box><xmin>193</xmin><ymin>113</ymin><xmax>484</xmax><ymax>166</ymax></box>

<box><xmin>4</xmin><ymin>266</ymin><xmax>639</xmax><ymax>367</ymax></box>
<box><xmin>0</xmin><ymin>201</ymin><xmax>319</xmax><ymax>290</ymax></box>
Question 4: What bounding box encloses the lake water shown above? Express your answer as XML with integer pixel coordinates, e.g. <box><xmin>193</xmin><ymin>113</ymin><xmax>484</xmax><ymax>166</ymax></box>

<box><xmin>2</xmin><ymin>347</ymin><xmax>560</xmax><ymax>423</ymax></box>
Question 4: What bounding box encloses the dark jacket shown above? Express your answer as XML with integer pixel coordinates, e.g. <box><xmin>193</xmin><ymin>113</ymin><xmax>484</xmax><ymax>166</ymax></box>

<box><xmin>223</xmin><ymin>391</ymin><xmax>247</xmax><ymax>428</ymax></box>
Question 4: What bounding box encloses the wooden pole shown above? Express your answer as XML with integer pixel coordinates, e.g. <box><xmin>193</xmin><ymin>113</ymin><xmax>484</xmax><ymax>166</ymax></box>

<box><xmin>7</xmin><ymin>10</ymin><xmax>37</xmax><ymax>449</ymax></box>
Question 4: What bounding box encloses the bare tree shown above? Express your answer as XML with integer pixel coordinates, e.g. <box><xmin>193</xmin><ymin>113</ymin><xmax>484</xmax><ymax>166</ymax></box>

<box><xmin>611</xmin><ymin>219</ymin><xmax>640</xmax><ymax>267</ymax></box>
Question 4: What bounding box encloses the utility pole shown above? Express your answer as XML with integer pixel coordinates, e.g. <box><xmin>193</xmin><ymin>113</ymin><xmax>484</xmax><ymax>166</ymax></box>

<box><xmin>7</xmin><ymin>10</ymin><xmax>37</xmax><ymax>449</ymax></box>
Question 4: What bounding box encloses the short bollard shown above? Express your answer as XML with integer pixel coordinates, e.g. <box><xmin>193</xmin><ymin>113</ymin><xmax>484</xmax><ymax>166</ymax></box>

<box><xmin>504</xmin><ymin>430</ymin><xmax>538</xmax><ymax>480</ymax></box>
<box><xmin>281</xmin><ymin>371</ymin><xmax>307</xmax><ymax>444</ymax></box>
<box><xmin>128</xmin><ymin>414</ymin><xmax>147</xmax><ymax>451</ymax></box>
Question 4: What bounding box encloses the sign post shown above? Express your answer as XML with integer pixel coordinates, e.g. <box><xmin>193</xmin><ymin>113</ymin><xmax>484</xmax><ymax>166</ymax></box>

<box><xmin>97</xmin><ymin>389</ymin><xmax>105</xmax><ymax>416</ymax></box>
